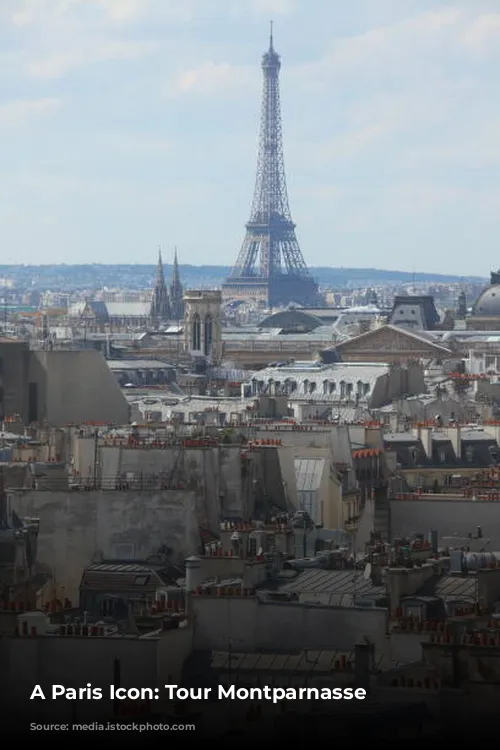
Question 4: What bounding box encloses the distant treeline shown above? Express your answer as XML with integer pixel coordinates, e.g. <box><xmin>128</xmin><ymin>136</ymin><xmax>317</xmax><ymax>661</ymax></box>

<box><xmin>0</xmin><ymin>264</ymin><xmax>486</xmax><ymax>289</ymax></box>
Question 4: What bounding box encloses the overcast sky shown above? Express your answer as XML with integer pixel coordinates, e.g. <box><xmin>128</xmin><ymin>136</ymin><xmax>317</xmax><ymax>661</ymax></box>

<box><xmin>1</xmin><ymin>0</ymin><xmax>500</xmax><ymax>274</ymax></box>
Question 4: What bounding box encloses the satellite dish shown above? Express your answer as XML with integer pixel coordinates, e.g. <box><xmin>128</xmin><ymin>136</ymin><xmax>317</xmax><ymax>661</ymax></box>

<box><xmin>257</xmin><ymin>547</ymin><xmax>263</xmax><ymax>557</ymax></box>
<box><xmin>363</xmin><ymin>563</ymin><xmax>372</xmax><ymax>580</ymax></box>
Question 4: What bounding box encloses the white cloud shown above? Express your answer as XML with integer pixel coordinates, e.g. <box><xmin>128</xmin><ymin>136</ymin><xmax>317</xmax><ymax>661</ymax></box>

<box><xmin>0</xmin><ymin>98</ymin><xmax>61</xmax><ymax>129</ymax></box>
<box><xmin>8</xmin><ymin>0</ymin><xmax>151</xmax><ymax>26</ymax></box>
<box><xmin>168</xmin><ymin>62</ymin><xmax>257</xmax><ymax>97</ymax></box>
<box><xmin>250</xmin><ymin>0</ymin><xmax>294</xmax><ymax>13</ymax></box>
<box><xmin>92</xmin><ymin>0</ymin><xmax>151</xmax><ymax>22</ymax></box>
<box><xmin>293</xmin><ymin>7</ymin><xmax>500</xmax><ymax>91</ymax></box>
<box><xmin>462</xmin><ymin>12</ymin><xmax>500</xmax><ymax>50</ymax></box>
<box><xmin>96</xmin><ymin>132</ymin><xmax>171</xmax><ymax>153</ymax></box>
<box><xmin>320</xmin><ymin>8</ymin><xmax>463</xmax><ymax>73</ymax></box>
<box><xmin>385</xmin><ymin>184</ymin><xmax>468</xmax><ymax>216</ymax></box>
<box><xmin>26</xmin><ymin>39</ymin><xmax>157</xmax><ymax>78</ymax></box>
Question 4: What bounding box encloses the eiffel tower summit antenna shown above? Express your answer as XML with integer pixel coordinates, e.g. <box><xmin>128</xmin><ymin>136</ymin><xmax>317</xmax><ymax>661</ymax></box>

<box><xmin>222</xmin><ymin>27</ymin><xmax>318</xmax><ymax>308</ymax></box>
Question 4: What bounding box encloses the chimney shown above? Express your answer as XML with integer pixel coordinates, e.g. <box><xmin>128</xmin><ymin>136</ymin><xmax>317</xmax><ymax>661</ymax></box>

<box><xmin>419</xmin><ymin>427</ymin><xmax>433</xmax><ymax>459</ymax></box>
<box><xmin>355</xmin><ymin>641</ymin><xmax>374</xmax><ymax>695</ymax></box>
<box><xmin>448</xmin><ymin>425</ymin><xmax>461</xmax><ymax>461</ymax></box>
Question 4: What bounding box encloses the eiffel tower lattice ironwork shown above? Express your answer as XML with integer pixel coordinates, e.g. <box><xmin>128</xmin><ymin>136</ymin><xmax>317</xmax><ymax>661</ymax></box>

<box><xmin>222</xmin><ymin>25</ymin><xmax>318</xmax><ymax>308</ymax></box>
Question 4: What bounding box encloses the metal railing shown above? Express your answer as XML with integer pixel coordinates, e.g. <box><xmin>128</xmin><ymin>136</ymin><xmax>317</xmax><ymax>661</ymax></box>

<box><xmin>11</xmin><ymin>473</ymin><xmax>190</xmax><ymax>492</ymax></box>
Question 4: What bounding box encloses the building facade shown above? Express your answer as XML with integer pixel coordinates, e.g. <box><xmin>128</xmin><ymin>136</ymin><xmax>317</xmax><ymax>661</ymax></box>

<box><xmin>184</xmin><ymin>291</ymin><xmax>222</xmax><ymax>362</ymax></box>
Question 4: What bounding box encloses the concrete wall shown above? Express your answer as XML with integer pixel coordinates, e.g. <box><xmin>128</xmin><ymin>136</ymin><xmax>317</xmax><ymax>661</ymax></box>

<box><xmin>9</xmin><ymin>489</ymin><xmax>215</xmax><ymax>601</ymax></box>
<box><xmin>73</xmin><ymin>441</ymin><xmax>243</xmax><ymax>516</ymax></box>
<box><xmin>32</xmin><ymin>350</ymin><xmax>129</xmax><ymax>426</ymax></box>
<box><xmin>370</xmin><ymin>364</ymin><xmax>425</xmax><ymax>409</ymax></box>
<box><xmin>277</xmin><ymin>447</ymin><xmax>298</xmax><ymax>511</ymax></box>
<box><xmin>390</xmin><ymin>631</ymin><xmax>433</xmax><ymax>663</ymax></box>
<box><xmin>355</xmin><ymin>495</ymin><xmax>376</xmax><ymax>553</ymax></box>
<box><xmin>192</xmin><ymin>596</ymin><xmax>389</xmax><ymax>654</ymax></box>
<box><xmin>390</xmin><ymin>499</ymin><xmax>500</xmax><ymax>549</ymax></box>
<box><xmin>0</xmin><ymin>341</ymin><xmax>30</xmax><ymax>422</ymax></box>
<box><xmin>386</xmin><ymin>560</ymin><xmax>449</xmax><ymax>608</ymax></box>
<box><xmin>1</xmin><ymin>627</ymin><xmax>192</xmax><ymax>721</ymax></box>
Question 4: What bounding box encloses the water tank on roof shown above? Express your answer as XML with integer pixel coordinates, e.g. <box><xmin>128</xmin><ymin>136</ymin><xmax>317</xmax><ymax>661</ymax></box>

<box><xmin>464</xmin><ymin>552</ymin><xmax>497</xmax><ymax>571</ymax></box>
<box><xmin>185</xmin><ymin>555</ymin><xmax>201</xmax><ymax>593</ymax></box>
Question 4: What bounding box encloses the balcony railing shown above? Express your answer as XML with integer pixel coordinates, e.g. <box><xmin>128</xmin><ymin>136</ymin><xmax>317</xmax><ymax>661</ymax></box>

<box><xmin>9</xmin><ymin>473</ymin><xmax>191</xmax><ymax>492</ymax></box>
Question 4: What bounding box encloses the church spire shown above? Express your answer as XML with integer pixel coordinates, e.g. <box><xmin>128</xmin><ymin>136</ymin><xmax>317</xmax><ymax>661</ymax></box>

<box><xmin>156</xmin><ymin>245</ymin><xmax>165</xmax><ymax>284</ymax></box>
<box><xmin>150</xmin><ymin>245</ymin><xmax>170</xmax><ymax>325</ymax></box>
<box><xmin>170</xmin><ymin>247</ymin><xmax>184</xmax><ymax>321</ymax></box>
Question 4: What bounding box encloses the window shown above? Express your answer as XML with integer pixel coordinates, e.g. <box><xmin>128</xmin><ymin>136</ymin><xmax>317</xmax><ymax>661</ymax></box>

<box><xmin>133</xmin><ymin>575</ymin><xmax>149</xmax><ymax>585</ymax></box>
<box><xmin>192</xmin><ymin>314</ymin><xmax>201</xmax><ymax>351</ymax></box>
<box><xmin>100</xmin><ymin>599</ymin><xmax>114</xmax><ymax>617</ymax></box>
<box><xmin>204</xmin><ymin>315</ymin><xmax>213</xmax><ymax>356</ymax></box>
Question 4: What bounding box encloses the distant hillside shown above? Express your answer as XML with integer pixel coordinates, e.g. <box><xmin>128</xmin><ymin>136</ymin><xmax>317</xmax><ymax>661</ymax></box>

<box><xmin>0</xmin><ymin>264</ymin><xmax>486</xmax><ymax>290</ymax></box>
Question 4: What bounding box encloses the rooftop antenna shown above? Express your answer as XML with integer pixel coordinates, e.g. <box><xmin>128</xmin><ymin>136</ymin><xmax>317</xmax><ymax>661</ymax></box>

<box><xmin>269</xmin><ymin>19</ymin><xmax>273</xmax><ymax>49</ymax></box>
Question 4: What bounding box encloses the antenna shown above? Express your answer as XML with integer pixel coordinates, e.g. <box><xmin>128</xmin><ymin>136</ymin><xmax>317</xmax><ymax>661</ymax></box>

<box><xmin>270</xmin><ymin>19</ymin><xmax>273</xmax><ymax>48</ymax></box>
<box><xmin>363</xmin><ymin>562</ymin><xmax>372</xmax><ymax>581</ymax></box>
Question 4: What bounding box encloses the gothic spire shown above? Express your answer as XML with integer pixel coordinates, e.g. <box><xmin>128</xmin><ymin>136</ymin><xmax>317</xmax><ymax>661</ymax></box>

<box><xmin>169</xmin><ymin>247</ymin><xmax>184</xmax><ymax>321</ymax></box>
<box><xmin>151</xmin><ymin>245</ymin><xmax>170</xmax><ymax>325</ymax></box>
<box><xmin>156</xmin><ymin>245</ymin><xmax>165</xmax><ymax>285</ymax></box>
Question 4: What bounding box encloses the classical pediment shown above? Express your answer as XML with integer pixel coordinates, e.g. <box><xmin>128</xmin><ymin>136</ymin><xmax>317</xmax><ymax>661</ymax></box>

<box><xmin>336</xmin><ymin>325</ymin><xmax>451</xmax><ymax>355</ymax></box>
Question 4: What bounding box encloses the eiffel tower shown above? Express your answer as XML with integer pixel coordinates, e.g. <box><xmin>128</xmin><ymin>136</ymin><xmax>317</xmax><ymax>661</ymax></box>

<box><xmin>222</xmin><ymin>25</ymin><xmax>318</xmax><ymax>308</ymax></box>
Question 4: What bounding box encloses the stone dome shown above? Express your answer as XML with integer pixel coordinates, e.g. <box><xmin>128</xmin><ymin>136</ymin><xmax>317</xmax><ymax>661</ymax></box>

<box><xmin>473</xmin><ymin>271</ymin><xmax>500</xmax><ymax>316</ymax></box>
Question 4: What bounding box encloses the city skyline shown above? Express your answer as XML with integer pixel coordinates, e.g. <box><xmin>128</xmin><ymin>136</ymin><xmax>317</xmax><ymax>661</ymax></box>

<box><xmin>1</xmin><ymin>0</ymin><xmax>500</xmax><ymax>274</ymax></box>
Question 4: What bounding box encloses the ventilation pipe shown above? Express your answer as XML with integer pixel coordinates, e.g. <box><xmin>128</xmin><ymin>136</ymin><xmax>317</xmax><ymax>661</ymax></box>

<box><xmin>230</xmin><ymin>531</ymin><xmax>241</xmax><ymax>557</ymax></box>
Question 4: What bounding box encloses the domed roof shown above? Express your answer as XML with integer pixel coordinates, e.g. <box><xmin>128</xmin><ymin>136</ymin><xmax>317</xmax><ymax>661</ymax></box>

<box><xmin>473</xmin><ymin>271</ymin><xmax>500</xmax><ymax>316</ymax></box>
<box><xmin>258</xmin><ymin>310</ymin><xmax>324</xmax><ymax>332</ymax></box>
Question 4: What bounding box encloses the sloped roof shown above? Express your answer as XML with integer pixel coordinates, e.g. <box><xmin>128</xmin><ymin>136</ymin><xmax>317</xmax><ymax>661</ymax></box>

<box><xmin>334</xmin><ymin>324</ymin><xmax>453</xmax><ymax>354</ymax></box>
<box><xmin>79</xmin><ymin>562</ymin><xmax>177</xmax><ymax>591</ymax></box>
